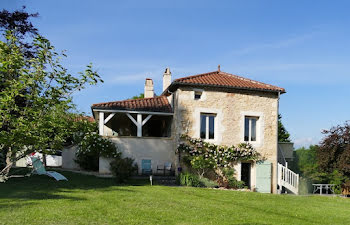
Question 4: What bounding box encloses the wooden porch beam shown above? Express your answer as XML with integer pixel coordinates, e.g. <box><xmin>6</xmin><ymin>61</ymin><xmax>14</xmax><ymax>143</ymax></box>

<box><xmin>99</xmin><ymin>112</ymin><xmax>104</xmax><ymax>135</ymax></box>
<box><xmin>104</xmin><ymin>113</ymin><xmax>115</xmax><ymax>124</ymax></box>
<box><xmin>142</xmin><ymin>115</ymin><xmax>152</xmax><ymax>126</ymax></box>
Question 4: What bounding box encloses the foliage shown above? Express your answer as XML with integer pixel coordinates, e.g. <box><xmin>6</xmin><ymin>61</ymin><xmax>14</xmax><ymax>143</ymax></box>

<box><xmin>328</xmin><ymin>170</ymin><xmax>346</xmax><ymax>194</ymax></box>
<box><xmin>110</xmin><ymin>157</ymin><xmax>138</xmax><ymax>183</ymax></box>
<box><xmin>221</xmin><ymin>168</ymin><xmax>246</xmax><ymax>189</ymax></box>
<box><xmin>291</xmin><ymin>145</ymin><xmax>324</xmax><ymax>181</ymax></box>
<box><xmin>317</xmin><ymin>121</ymin><xmax>350</xmax><ymax>177</ymax></box>
<box><xmin>177</xmin><ymin>135</ymin><xmax>258</xmax><ymax>188</ymax></box>
<box><xmin>131</xmin><ymin>93</ymin><xmax>144</xmax><ymax>99</ymax></box>
<box><xmin>74</xmin><ymin>120</ymin><xmax>120</xmax><ymax>171</ymax></box>
<box><xmin>198</xmin><ymin>176</ymin><xmax>219</xmax><ymax>188</ymax></box>
<box><xmin>278</xmin><ymin>114</ymin><xmax>291</xmax><ymax>142</ymax></box>
<box><xmin>292</xmin><ymin>144</ymin><xmax>348</xmax><ymax>193</ymax></box>
<box><xmin>0</xmin><ymin>20</ymin><xmax>102</xmax><ymax>179</ymax></box>
<box><xmin>0</xmin><ymin>6</ymin><xmax>39</xmax><ymax>58</ymax></box>
<box><xmin>178</xmin><ymin>135</ymin><xmax>261</xmax><ymax>180</ymax></box>
<box><xmin>178</xmin><ymin>172</ymin><xmax>204</xmax><ymax>187</ymax></box>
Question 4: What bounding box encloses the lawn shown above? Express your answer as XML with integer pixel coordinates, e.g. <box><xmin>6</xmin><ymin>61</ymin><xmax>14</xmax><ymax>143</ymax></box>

<box><xmin>0</xmin><ymin>170</ymin><xmax>349</xmax><ymax>225</ymax></box>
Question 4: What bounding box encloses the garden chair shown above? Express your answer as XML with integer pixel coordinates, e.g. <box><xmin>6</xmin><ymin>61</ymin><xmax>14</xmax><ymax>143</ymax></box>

<box><xmin>156</xmin><ymin>162</ymin><xmax>172</xmax><ymax>175</ymax></box>
<box><xmin>30</xmin><ymin>157</ymin><xmax>68</xmax><ymax>181</ymax></box>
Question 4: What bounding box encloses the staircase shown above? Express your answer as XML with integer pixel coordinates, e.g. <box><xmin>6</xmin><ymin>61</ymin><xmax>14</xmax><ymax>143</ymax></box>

<box><xmin>277</xmin><ymin>163</ymin><xmax>299</xmax><ymax>195</ymax></box>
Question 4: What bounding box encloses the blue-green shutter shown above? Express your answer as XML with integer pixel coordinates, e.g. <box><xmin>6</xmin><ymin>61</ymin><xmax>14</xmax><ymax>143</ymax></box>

<box><xmin>256</xmin><ymin>161</ymin><xmax>272</xmax><ymax>193</ymax></box>
<box><xmin>141</xmin><ymin>159</ymin><xmax>152</xmax><ymax>174</ymax></box>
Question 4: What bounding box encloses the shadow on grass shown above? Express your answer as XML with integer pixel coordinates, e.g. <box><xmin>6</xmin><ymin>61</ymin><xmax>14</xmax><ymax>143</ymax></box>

<box><xmin>0</xmin><ymin>169</ymin><xmax>150</xmax><ymax>203</ymax></box>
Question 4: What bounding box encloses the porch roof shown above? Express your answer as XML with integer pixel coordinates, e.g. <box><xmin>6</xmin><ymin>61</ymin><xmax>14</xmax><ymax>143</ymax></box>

<box><xmin>91</xmin><ymin>96</ymin><xmax>172</xmax><ymax>113</ymax></box>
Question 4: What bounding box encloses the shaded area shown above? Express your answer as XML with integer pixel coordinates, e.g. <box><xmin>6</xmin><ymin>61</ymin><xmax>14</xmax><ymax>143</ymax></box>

<box><xmin>0</xmin><ymin>169</ymin><xmax>148</xmax><ymax>202</ymax></box>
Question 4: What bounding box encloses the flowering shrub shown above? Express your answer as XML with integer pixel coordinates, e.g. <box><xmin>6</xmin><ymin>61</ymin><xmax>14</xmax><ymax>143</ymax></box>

<box><xmin>74</xmin><ymin>122</ymin><xmax>120</xmax><ymax>171</ymax></box>
<box><xmin>177</xmin><ymin>135</ymin><xmax>262</xmax><ymax>188</ymax></box>
<box><xmin>177</xmin><ymin>135</ymin><xmax>261</xmax><ymax>168</ymax></box>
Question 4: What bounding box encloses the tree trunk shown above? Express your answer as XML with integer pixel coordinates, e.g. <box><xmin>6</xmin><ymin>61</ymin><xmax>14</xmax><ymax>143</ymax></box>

<box><xmin>0</xmin><ymin>150</ymin><xmax>13</xmax><ymax>182</ymax></box>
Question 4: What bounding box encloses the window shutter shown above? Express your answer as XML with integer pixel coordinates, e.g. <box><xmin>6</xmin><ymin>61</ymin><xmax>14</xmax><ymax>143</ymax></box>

<box><xmin>255</xmin><ymin>161</ymin><xmax>271</xmax><ymax>193</ymax></box>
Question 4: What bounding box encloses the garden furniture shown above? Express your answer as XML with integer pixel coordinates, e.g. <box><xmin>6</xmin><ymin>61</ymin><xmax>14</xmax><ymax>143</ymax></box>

<box><xmin>312</xmin><ymin>184</ymin><xmax>335</xmax><ymax>195</ymax></box>
<box><xmin>31</xmin><ymin>157</ymin><xmax>68</xmax><ymax>181</ymax></box>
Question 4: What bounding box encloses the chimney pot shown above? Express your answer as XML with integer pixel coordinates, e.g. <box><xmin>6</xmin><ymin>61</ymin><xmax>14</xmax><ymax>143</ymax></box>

<box><xmin>163</xmin><ymin>67</ymin><xmax>172</xmax><ymax>92</ymax></box>
<box><xmin>144</xmin><ymin>78</ymin><xmax>154</xmax><ymax>98</ymax></box>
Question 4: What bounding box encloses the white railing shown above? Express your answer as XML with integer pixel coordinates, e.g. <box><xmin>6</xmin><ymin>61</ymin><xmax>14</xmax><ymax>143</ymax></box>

<box><xmin>278</xmin><ymin>163</ymin><xmax>299</xmax><ymax>195</ymax></box>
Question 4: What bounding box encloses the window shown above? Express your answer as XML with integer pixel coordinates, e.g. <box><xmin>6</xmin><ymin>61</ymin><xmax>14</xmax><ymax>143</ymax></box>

<box><xmin>194</xmin><ymin>90</ymin><xmax>202</xmax><ymax>100</ymax></box>
<box><xmin>244</xmin><ymin>117</ymin><xmax>258</xmax><ymax>142</ymax></box>
<box><xmin>200</xmin><ymin>114</ymin><xmax>216</xmax><ymax>140</ymax></box>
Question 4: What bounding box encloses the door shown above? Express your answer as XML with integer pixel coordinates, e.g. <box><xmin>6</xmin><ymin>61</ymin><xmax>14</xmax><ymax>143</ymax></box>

<box><xmin>241</xmin><ymin>163</ymin><xmax>251</xmax><ymax>188</ymax></box>
<box><xmin>256</xmin><ymin>161</ymin><xmax>272</xmax><ymax>193</ymax></box>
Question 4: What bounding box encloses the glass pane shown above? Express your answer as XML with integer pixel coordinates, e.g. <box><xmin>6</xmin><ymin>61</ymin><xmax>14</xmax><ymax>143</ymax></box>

<box><xmin>251</xmin><ymin>118</ymin><xmax>257</xmax><ymax>141</ymax></box>
<box><xmin>194</xmin><ymin>91</ymin><xmax>202</xmax><ymax>100</ymax></box>
<box><xmin>244</xmin><ymin>117</ymin><xmax>249</xmax><ymax>141</ymax></box>
<box><xmin>209</xmin><ymin>116</ymin><xmax>215</xmax><ymax>139</ymax></box>
<box><xmin>200</xmin><ymin>115</ymin><xmax>206</xmax><ymax>139</ymax></box>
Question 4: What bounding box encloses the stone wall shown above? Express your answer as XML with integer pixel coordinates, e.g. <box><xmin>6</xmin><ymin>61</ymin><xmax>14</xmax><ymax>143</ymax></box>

<box><xmin>107</xmin><ymin>136</ymin><xmax>175</xmax><ymax>175</ymax></box>
<box><xmin>174</xmin><ymin>87</ymin><xmax>279</xmax><ymax>193</ymax></box>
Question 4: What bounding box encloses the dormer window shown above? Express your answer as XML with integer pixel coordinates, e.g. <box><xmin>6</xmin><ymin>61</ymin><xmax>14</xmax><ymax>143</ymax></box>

<box><xmin>194</xmin><ymin>90</ymin><xmax>202</xmax><ymax>100</ymax></box>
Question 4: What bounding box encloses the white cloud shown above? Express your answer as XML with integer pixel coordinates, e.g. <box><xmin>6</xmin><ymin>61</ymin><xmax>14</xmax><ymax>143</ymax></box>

<box><xmin>230</xmin><ymin>32</ymin><xmax>315</xmax><ymax>55</ymax></box>
<box><xmin>293</xmin><ymin>137</ymin><xmax>319</xmax><ymax>149</ymax></box>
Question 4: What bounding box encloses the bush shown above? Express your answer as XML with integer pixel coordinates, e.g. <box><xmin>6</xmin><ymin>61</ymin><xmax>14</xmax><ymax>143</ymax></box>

<box><xmin>178</xmin><ymin>172</ymin><xmax>219</xmax><ymax>188</ymax></box>
<box><xmin>220</xmin><ymin>168</ymin><xmax>246</xmax><ymax>189</ymax></box>
<box><xmin>227</xmin><ymin>177</ymin><xmax>246</xmax><ymax>189</ymax></box>
<box><xmin>75</xmin><ymin>147</ymin><xmax>99</xmax><ymax>171</ymax></box>
<box><xmin>110</xmin><ymin>157</ymin><xmax>138</xmax><ymax>183</ymax></box>
<box><xmin>178</xmin><ymin>172</ymin><xmax>203</xmax><ymax>187</ymax></box>
<box><xmin>75</xmin><ymin>131</ymin><xmax>120</xmax><ymax>171</ymax></box>
<box><xmin>199</xmin><ymin>177</ymin><xmax>218</xmax><ymax>188</ymax></box>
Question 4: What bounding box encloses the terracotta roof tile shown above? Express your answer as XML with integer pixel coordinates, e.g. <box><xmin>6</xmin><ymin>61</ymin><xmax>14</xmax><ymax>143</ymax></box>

<box><xmin>167</xmin><ymin>71</ymin><xmax>285</xmax><ymax>93</ymax></box>
<box><xmin>91</xmin><ymin>96</ymin><xmax>172</xmax><ymax>113</ymax></box>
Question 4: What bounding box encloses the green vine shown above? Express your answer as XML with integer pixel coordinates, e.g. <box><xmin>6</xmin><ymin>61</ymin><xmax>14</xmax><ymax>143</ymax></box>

<box><xmin>177</xmin><ymin>135</ymin><xmax>263</xmax><ymax>186</ymax></box>
<box><xmin>177</xmin><ymin>134</ymin><xmax>262</xmax><ymax>168</ymax></box>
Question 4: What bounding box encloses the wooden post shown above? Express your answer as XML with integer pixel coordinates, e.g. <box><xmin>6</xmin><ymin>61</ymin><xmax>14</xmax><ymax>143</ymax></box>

<box><xmin>99</xmin><ymin>112</ymin><xmax>104</xmax><ymax>135</ymax></box>
<box><xmin>137</xmin><ymin>114</ymin><xmax>142</xmax><ymax>137</ymax></box>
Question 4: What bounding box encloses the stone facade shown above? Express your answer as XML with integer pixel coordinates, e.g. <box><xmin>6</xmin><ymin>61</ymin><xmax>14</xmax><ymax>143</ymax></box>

<box><xmin>173</xmin><ymin>87</ymin><xmax>279</xmax><ymax>193</ymax></box>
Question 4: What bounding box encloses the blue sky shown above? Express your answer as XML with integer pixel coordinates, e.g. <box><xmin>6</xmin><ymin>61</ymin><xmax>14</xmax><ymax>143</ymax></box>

<box><xmin>2</xmin><ymin>0</ymin><xmax>350</xmax><ymax>148</ymax></box>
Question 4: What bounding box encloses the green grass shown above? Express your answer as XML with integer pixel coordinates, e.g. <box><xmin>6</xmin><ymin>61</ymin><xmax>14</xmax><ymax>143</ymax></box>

<box><xmin>0</xmin><ymin>170</ymin><xmax>349</xmax><ymax>225</ymax></box>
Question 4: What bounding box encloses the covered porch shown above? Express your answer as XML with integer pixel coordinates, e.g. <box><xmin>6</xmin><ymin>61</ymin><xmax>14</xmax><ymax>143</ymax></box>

<box><xmin>91</xmin><ymin>96</ymin><xmax>176</xmax><ymax>175</ymax></box>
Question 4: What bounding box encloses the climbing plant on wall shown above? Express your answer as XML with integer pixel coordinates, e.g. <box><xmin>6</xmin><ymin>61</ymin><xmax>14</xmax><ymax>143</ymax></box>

<box><xmin>177</xmin><ymin>135</ymin><xmax>263</xmax><ymax>185</ymax></box>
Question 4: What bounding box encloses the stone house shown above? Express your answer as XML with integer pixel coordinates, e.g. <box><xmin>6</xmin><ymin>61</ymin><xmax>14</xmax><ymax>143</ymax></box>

<box><xmin>91</xmin><ymin>67</ymin><xmax>298</xmax><ymax>194</ymax></box>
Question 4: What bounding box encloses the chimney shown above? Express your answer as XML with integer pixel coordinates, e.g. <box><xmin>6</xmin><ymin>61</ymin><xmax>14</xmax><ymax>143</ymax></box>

<box><xmin>144</xmin><ymin>78</ymin><xmax>154</xmax><ymax>98</ymax></box>
<box><xmin>163</xmin><ymin>67</ymin><xmax>172</xmax><ymax>92</ymax></box>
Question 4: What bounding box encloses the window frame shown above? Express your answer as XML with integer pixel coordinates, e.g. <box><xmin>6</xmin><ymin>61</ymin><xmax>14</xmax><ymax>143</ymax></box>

<box><xmin>200</xmin><ymin>113</ymin><xmax>216</xmax><ymax>140</ymax></box>
<box><xmin>244</xmin><ymin>116</ymin><xmax>259</xmax><ymax>142</ymax></box>
<box><xmin>193</xmin><ymin>89</ymin><xmax>203</xmax><ymax>100</ymax></box>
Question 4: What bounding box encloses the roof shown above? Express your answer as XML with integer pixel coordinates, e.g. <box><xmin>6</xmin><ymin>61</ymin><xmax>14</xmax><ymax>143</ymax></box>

<box><xmin>163</xmin><ymin>70</ymin><xmax>285</xmax><ymax>94</ymax></box>
<box><xmin>91</xmin><ymin>96</ymin><xmax>172</xmax><ymax>113</ymax></box>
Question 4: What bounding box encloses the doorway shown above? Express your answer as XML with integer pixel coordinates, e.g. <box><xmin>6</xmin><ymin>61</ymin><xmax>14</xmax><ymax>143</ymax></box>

<box><xmin>241</xmin><ymin>163</ymin><xmax>251</xmax><ymax>188</ymax></box>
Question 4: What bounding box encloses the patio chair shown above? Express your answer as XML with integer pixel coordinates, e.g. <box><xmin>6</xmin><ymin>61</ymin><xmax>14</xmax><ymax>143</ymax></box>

<box><xmin>156</xmin><ymin>162</ymin><xmax>172</xmax><ymax>175</ymax></box>
<box><xmin>141</xmin><ymin>159</ymin><xmax>152</xmax><ymax>175</ymax></box>
<box><xmin>30</xmin><ymin>157</ymin><xmax>68</xmax><ymax>181</ymax></box>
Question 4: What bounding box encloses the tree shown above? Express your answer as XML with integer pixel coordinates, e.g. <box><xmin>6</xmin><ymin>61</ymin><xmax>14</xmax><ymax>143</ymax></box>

<box><xmin>0</xmin><ymin>30</ymin><xmax>102</xmax><ymax>181</ymax></box>
<box><xmin>131</xmin><ymin>93</ymin><xmax>144</xmax><ymax>99</ymax></box>
<box><xmin>292</xmin><ymin>145</ymin><xmax>326</xmax><ymax>182</ymax></box>
<box><xmin>278</xmin><ymin>114</ymin><xmax>291</xmax><ymax>142</ymax></box>
<box><xmin>0</xmin><ymin>6</ymin><xmax>39</xmax><ymax>58</ymax></box>
<box><xmin>317</xmin><ymin>121</ymin><xmax>350</xmax><ymax>177</ymax></box>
